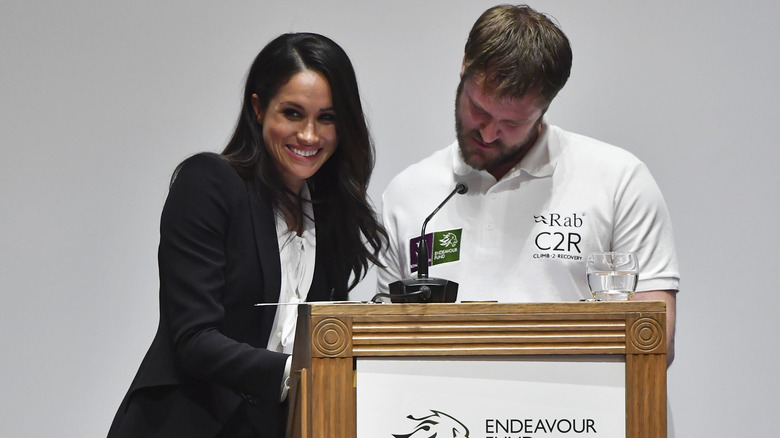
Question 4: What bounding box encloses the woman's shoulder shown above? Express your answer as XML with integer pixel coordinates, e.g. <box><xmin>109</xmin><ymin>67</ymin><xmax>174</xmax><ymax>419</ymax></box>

<box><xmin>161</xmin><ymin>153</ymin><xmax>251</xmax><ymax>223</ymax></box>
<box><xmin>171</xmin><ymin>152</ymin><xmax>244</xmax><ymax>186</ymax></box>
<box><xmin>175</xmin><ymin>152</ymin><xmax>235</xmax><ymax>176</ymax></box>
<box><xmin>164</xmin><ymin>153</ymin><xmax>250</xmax><ymax>207</ymax></box>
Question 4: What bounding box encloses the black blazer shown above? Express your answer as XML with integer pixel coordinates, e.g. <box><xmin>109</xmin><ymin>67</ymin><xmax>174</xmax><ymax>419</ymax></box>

<box><xmin>108</xmin><ymin>153</ymin><xmax>336</xmax><ymax>437</ymax></box>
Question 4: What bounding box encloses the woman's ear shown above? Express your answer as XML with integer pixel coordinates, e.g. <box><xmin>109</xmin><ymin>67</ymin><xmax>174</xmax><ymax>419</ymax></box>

<box><xmin>251</xmin><ymin>93</ymin><xmax>264</xmax><ymax>123</ymax></box>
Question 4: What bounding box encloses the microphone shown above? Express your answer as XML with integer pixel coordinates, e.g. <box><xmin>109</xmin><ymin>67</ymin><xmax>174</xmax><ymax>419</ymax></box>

<box><xmin>373</xmin><ymin>183</ymin><xmax>468</xmax><ymax>303</ymax></box>
<box><xmin>418</xmin><ymin>183</ymin><xmax>467</xmax><ymax>279</ymax></box>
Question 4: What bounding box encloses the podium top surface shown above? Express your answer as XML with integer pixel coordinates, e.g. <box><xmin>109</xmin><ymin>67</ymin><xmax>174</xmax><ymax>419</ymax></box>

<box><xmin>304</xmin><ymin>301</ymin><xmax>665</xmax><ymax>317</ymax></box>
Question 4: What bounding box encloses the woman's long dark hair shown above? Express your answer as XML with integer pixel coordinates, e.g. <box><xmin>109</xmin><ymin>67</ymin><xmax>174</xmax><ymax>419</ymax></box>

<box><xmin>222</xmin><ymin>32</ymin><xmax>386</xmax><ymax>297</ymax></box>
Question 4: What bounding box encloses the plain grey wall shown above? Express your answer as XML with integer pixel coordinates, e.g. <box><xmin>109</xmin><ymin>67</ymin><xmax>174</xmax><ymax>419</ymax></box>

<box><xmin>2</xmin><ymin>0</ymin><xmax>778</xmax><ymax>436</ymax></box>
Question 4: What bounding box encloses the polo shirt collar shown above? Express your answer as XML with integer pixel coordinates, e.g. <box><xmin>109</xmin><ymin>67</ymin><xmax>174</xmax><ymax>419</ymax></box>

<box><xmin>452</xmin><ymin>120</ymin><xmax>560</xmax><ymax>181</ymax></box>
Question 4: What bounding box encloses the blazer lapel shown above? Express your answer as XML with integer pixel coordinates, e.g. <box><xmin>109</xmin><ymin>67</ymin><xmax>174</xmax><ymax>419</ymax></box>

<box><xmin>246</xmin><ymin>181</ymin><xmax>282</xmax><ymax>339</ymax></box>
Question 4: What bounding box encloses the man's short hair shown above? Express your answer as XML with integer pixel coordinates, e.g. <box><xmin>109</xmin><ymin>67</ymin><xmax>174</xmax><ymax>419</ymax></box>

<box><xmin>463</xmin><ymin>4</ymin><xmax>573</xmax><ymax>106</ymax></box>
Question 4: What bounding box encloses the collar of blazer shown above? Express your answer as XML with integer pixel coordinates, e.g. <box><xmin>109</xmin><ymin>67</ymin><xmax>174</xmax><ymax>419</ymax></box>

<box><xmin>246</xmin><ymin>181</ymin><xmax>283</xmax><ymax>339</ymax></box>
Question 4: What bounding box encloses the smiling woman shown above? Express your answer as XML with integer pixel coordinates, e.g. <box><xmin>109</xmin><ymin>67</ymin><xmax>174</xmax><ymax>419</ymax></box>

<box><xmin>252</xmin><ymin>70</ymin><xmax>338</xmax><ymax>195</ymax></box>
<box><xmin>107</xmin><ymin>33</ymin><xmax>387</xmax><ymax>438</ymax></box>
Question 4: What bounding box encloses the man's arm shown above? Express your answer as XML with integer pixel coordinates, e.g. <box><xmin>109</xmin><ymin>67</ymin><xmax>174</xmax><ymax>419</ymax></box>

<box><xmin>631</xmin><ymin>290</ymin><xmax>677</xmax><ymax>367</ymax></box>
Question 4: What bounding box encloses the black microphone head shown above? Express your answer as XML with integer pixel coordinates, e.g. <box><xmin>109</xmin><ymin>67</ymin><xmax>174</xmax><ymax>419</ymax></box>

<box><xmin>456</xmin><ymin>183</ymin><xmax>468</xmax><ymax>194</ymax></box>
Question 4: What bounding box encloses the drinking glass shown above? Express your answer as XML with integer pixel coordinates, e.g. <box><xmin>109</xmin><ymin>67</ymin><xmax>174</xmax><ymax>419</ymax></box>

<box><xmin>586</xmin><ymin>252</ymin><xmax>638</xmax><ymax>301</ymax></box>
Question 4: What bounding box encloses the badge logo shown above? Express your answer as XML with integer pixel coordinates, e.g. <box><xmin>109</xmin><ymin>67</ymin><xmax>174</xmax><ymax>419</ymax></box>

<box><xmin>409</xmin><ymin>228</ymin><xmax>462</xmax><ymax>273</ymax></box>
<box><xmin>392</xmin><ymin>410</ymin><xmax>470</xmax><ymax>438</ymax></box>
<box><xmin>439</xmin><ymin>232</ymin><xmax>459</xmax><ymax>248</ymax></box>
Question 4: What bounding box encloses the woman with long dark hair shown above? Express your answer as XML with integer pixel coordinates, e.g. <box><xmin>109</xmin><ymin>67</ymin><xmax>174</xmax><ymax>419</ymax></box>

<box><xmin>108</xmin><ymin>33</ymin><xmax>386</xmax><ymax>438</ymax></box>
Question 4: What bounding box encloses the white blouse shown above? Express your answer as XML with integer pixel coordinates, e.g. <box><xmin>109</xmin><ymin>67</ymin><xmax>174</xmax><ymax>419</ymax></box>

<box><xmin>266</xmin><ymin>184</ymin><xmax>317</xmax><ymax>355</ymax></box>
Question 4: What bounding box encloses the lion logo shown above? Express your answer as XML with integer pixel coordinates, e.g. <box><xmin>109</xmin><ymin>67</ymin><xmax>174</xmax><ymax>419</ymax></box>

<box><xmin>392</xmin><ymin>410</ymin><xmax>470</xmax><ymax>438</ymax></box>
<box><xmin>439</xmin><ymin>232</ymin><xmax>459</xmax><ymax>248</ymax></box>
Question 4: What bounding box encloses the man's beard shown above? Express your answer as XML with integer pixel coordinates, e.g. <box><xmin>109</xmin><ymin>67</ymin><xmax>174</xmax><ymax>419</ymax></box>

<box><xmin>454</xmin><ymin>81</ymin><xmax>542</xmax><ymax>174</ymax></box>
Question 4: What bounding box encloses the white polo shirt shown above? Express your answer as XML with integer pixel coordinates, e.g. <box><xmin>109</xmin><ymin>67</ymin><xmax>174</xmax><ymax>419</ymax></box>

<box><xmin>377</xmin><ymin>122</ymin><xmax>679</xmax><ymax>302</ymax></box>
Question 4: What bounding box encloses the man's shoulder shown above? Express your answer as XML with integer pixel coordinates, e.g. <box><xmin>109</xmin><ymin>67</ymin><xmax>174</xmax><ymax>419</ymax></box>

<box><xmin>551</xmin><ymin>125</ymin><xmax>643</xmax><ymax>167</ymax></box>
<box><xmin>383</xmin><ymin>143</ymin><xmax>457</xmax><ymax>199</ymax></box>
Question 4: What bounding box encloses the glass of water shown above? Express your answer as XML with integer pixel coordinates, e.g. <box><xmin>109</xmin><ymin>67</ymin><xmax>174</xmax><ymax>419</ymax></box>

<box><xmin>586</xmin><ymin>252</ymin><xmax>638</xmax><ymax>301</ymax></box>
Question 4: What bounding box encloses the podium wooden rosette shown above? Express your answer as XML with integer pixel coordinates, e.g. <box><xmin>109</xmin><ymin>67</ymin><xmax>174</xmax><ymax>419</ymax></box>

<box><xmin>286</xmin><ymin>301</ymin><xmax>666</xmax><ymax>438</ymax></box>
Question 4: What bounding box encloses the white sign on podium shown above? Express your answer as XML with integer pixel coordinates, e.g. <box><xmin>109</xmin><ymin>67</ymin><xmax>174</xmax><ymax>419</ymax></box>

<box><xmin>356</xmin><ymin>357</ymin><xmax>625</xmax><ymax>437</ymax></box>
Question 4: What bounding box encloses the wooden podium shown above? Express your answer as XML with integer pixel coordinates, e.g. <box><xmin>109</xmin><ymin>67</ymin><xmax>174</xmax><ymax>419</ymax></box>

<box><xmin>286</xmin><ymin>301</ymin><xmax>666</xmax><ymax>438</ymax></box>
